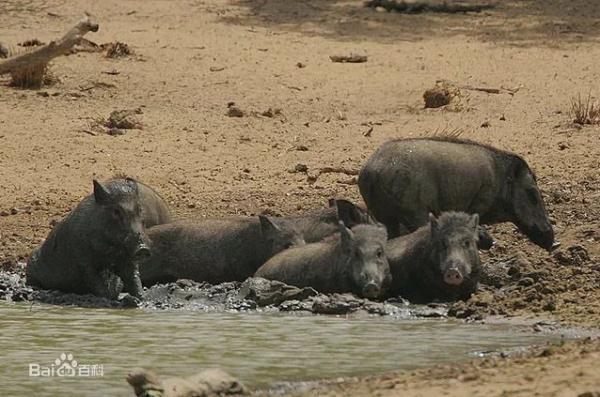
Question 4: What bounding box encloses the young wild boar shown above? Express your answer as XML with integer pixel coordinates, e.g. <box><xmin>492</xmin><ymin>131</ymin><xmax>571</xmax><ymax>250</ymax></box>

<box><xmin>26</xmin><ymin>178</ymin><xmax>156</xmax><ymax>299</ymax></box>
<box><xmin>136</xmin><ymin>180</ymin><xmax>172</xmax><ymax>227</ymax></box>
<box><xmin>140</xmin><ymin>216</ymin><xmax>305</xmax><ymax>286</ymax></box>
<box><xmin>358</xmin><ymin>137</ymin><xmax>555</xmax><ymax>250</ymax></box>
<box><xmin>387</xmin><ymin>212</ymin><xmax>481</xmax><ymax>303</ymax></box>
<box><xmin>255</xmin><ymin>222</ymin><xmax>391</xmax><ymax>299</ymax></box>
<box><xmin>286</xmin><ymin>198</ymin><xmax>372</xmax><ymax>243</ymax></box>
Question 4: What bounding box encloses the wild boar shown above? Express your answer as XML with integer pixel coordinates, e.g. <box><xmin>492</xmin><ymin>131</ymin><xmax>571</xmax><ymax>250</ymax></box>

<box><xmin>387</xmin><ymin>212</ymin><xmax>481</xmax><ymax>303</ymax></box>
<box><xmin>358</xmin><ymin>136</ymin><xmax>554</xmax><ymax>250</ymax></box>
<box><xmin>26</xmin><ymin>178</ymin><xmax>153</xmax><ymax>299</ymax></box>
<box><xmin>140</xmin><ymin>216</ymin><xmax>305</xmax><ymax>286</ymax></box>
<box><xmin>255</xmin><ymin>222</ymin><xmax>391</xmax><ymax>299</ymax></box>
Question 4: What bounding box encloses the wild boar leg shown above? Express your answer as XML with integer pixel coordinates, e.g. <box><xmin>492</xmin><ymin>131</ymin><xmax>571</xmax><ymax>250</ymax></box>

<box><xmin>83</xmin><ymin>266</ymin><xmax>121</xmax><ymax>299</ymax></box>
<box><xmin>118</xmin><ymin>262</ymin><xmax>144</xmax><ymax>298</ymax></box>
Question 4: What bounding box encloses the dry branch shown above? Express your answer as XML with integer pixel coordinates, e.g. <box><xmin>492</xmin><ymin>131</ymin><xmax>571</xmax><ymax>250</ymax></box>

<box><xmin>306</xmin><ymin>166</ymin><xmax>359</xmax><ymax>184</ymax></box>
<box><xmin>436</xmin><ymin>79</ymin><xmax>519</xmax><ymax>95</ymax></box>
<box><xmin>318</xmin><ymin>167</ymin><xmax>359</xmax><ymax>176</ymax></box>
<box><xmin>0</xmin><ymin>14</ymin><xmax>99</xmax><ymax>76</ymax></box>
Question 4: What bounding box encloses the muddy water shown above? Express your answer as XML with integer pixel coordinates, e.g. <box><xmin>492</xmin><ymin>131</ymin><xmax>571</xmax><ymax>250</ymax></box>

<box><xmin>1</xmin><ymin>302</ymin><xmax>558</xmax><ymax>396</ymax></box>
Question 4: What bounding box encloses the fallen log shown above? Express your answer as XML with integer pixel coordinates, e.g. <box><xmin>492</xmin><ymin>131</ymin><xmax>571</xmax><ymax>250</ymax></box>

<box><xmin>0</xmin><ymin>14</ymin><xmax>99</xmax><ymax>76</ymax></box>
<box><xmin>365</xmin><ymin>0</ymin><xmax>494</xmax><ymax>14</ymax></box>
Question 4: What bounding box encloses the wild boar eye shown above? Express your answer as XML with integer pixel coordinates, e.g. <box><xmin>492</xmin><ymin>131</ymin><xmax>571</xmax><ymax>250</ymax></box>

<box><xmin>376</xmin><ymin>248</ymin><xmax>383</xmax><ymax>258</ymax></box>
<box><xmin>463</xmin><ymin>239</ymin><xmax>471</xmax><ymax>248</ymax></box>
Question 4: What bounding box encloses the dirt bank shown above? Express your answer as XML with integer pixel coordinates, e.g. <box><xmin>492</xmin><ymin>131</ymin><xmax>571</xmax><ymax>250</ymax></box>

<box><xmin>279</xmin><ymin>337</ymin><xmax>600</xmax><ymax>397</ymax></box>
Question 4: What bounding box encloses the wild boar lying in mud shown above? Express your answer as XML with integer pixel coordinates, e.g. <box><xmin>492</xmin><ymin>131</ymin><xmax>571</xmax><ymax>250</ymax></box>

<box><xmin>358</xmin><ymin>136</ymin><xmax>555</xmax><ymax>250</ymax></box>
<box><xmin>287</xmin><ymin>198</ymin><xmax>371</xmax><ymax>243</ymax></box>
<box><xmin>387</xmin><ymin>212</ymin><xmax>481</xmax><ymax>303</ymax></box>
<box><xmin>255</xmin><ymin>222</ymin><xmax>391</xmax><ymax>299</ymax></box>
<box><xmin>27</xmin><ymin>178</ymin><xmax>170</xmax><ymax>299</ymax></box>
<box><xmin>140</xmin><ymin>216</ymin><xmax>305</xmax><ymax>286</ymax></box>
<box><xmin>139</xmin><ymin>199</ymin><xmax>369</xmax><ymax>286</ymax></box>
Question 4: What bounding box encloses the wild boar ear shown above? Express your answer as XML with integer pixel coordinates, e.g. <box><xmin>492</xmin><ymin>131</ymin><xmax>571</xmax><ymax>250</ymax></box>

<box><xmin>259</xmin><ymin>215</ymin><xmax>281</xmax><ymax>238</ymax></box>
<box><xmin>335</xmin><ymin>199</ymin><xmax>369</xmax><ymax>227</ymax></box>
<box><xmin>93</xmin><ymin>180</ymin><xmax>112</xmax><ymax>205</ymax></box>
<box><xmin>468</xmin><ymin>214</ymin><xmax>480</xmax><ymax>230</ymax></box>
<box><xmin>429</xmin><ymin>213</ymin><xmax>439</xmax><ymax>232</ymax></box>
<box><xmin>338</xmin><ymin>221</ymin><xmax>355</xmax><ymax>246</ymax></box>
<box><xmin>125</xmin><ymin>177</ymin><xmax>139</xmax><ymax>193</ymax></box>
<box><xmin>476</xmin><ymin>227</ymin><xmax>495</xmax><ymax>250</ymax></box>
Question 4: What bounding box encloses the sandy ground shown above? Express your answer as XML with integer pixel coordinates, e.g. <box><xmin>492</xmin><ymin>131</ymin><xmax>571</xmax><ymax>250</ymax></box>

<box><xmin>1</xmin><ymin>0</ymin><xmax>599</xmax><ymax>395</ymax></box>
<box><xmin>285</xmin><ymin>338</ymin><xmax>600</xmax><ymax>397</ymax></box>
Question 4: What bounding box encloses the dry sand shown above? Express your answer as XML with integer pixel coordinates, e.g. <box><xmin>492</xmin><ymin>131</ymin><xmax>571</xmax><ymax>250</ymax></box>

<box><xmin>0</xmin><ymin>0</ymin><xmax>598</xmax><ymax>395</ymax></box>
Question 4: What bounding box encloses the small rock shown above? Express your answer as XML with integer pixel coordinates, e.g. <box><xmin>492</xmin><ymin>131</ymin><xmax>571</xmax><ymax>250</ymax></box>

<box><xmin>448</xmin><ymin>301</ymin><xmax>477</xmax><ymax>319</ymax></box>
<box><xmin>119</xmin><ymin>294</ymin><xmax>141</xmax><ymax>308</ymax></box>
<box><xmin>481</xmin><ymin>121</ymin><xmax>491</xmax><ymax>128</ymax></box>
<box><xmin>261</xmin><ymin>108</ymin><xmax>281</xmax><ymax>118</ymax></box>
<box><xmin>423</xmin><ymin>82</ymin><xmax>459</xmax><ymax>108</ymax></box>
<box><xmin>296</xmin><ymin>62</ymin><xmax>306</xmax><ymax>68</ymax></box>
<box><xmin>238</xmin><ymin>277</ymin><xmax>318</xmax><ymax>307</ymax></box>
<box><xmin>226</xmin><ymin>104</ymin><xmax>244</xmax><ymax>117</ymax></box>
<box><xmin>103</xmin><ymin>41</ymin><xmax>132</xmax><ymax>58</ymax></box>
<box><xmin>311</xmin><ymin>293</ymin><xmax>363</xmax><ymax>315</ymax></box>
<box><xmin>329</xmin><ymin>54</ymin><xmax>368</xmax><ymax>63</ymax></box>
<box><xmin>294</xmin><ymin>163</ymin><xmax>308</xmax><ymax>173</ymax></box>
<box><xmin>0</xmin><ymin>43</ymin><xmax>8</xmax><ymax>58</ymax></box>
<box><xmin>104</xmin><ymin>108</ymin><xmax>143</xmax><ymax>130</ymax></box>
<box><xmin>553</xmin><ymin>245</ymin><xmax>589</xmax><ymax>266</ymax></box>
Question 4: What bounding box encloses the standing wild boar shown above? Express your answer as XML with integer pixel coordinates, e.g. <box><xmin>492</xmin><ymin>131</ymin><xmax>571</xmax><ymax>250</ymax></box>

<box><xmin>255</xmin><ymin>222</ymin><xmax>391</xmax><ymax>299</ymax></box>
<box><xmin>358</xmin><ymin>137</ymin><xmax>555</xmax><ymax>250</ymax></box>
<box><xmin>387</xmin><ymin>212</ymin><xmax>481</xmax><ymax>303</ymax></box>
<box><xmin>140</xmin><ymin>216</ymin><xmax>305</xmax><ymax>286</ymax></box>
<box><xmin>26</xmin><ymin>178</ymin><xmax>158</xmax><ymax>299</ymax></box>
